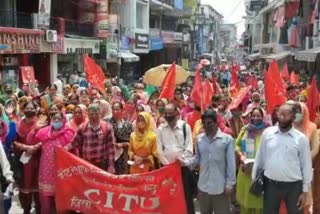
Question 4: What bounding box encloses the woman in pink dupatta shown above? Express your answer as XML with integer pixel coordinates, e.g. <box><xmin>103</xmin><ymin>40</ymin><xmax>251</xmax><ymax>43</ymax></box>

<box><xmin>27</xmin><ymin>112</ymin><xmax>74</xmax><ymax>214</ymax></box>
<box><xmin>67</xmin><ymin>104</ymin><xmax>88</xmax><ymax>132</ymax></box>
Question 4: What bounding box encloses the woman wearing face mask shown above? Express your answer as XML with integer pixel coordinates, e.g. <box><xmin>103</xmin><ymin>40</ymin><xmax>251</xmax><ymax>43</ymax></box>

<box><xmin>67</xmin><ymin>104</ymin><xmax>87</xmax><ymax>132</ymax></box>
<box><xmin>107</xmin><ymin>102</ymin><xmax>133</xmax><ymax>174</ymax></box>
<box><xmin>64</xmin><ymin>104</ymin><xmax>75</xmax><ymax>122</ymax></box>
<box><xmin>26</xmin><ymin>112</ymin><xmax>74</xmax><ymax>214</ymax></box>
<box><xmin>128</xmin><ymin>112</ymin><xmax>159</xmax><ymax>174</ymax></box>
<box><xmin>155</xmin><ymin>98</ymin><xmax>168</xmax><ymax>125</ymax></box>
<box><xmin>235</xmin><ymin>107</ymin><xmax>267</xmax><ymax>214</ymax></box>
<box><xmin>279</xmin><ymin>101</ymin><xmax>318</xmax><ymax>214</ymax></box>
<box><xmin>14</xmin><ymin>101</ymin><xmax>42</xmax><ymax>214</ymax></box>
<box><xmin>123</xmin><ymin>99</ymin><xmax>136</xmax><ymax>123</ymax></box>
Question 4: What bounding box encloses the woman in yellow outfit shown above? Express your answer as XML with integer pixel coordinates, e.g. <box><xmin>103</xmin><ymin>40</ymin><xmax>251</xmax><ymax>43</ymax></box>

<box><xmin>128</xmin><ymin>112</ymin><xmax>159</xmax><ymax>174</ymax></box>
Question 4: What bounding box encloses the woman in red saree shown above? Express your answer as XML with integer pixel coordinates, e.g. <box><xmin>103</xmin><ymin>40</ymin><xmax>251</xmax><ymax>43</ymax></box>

<box><xmin>14</xmin><ymin>100</ymin><xmax>42</xmax><ymax>214</ymax></box>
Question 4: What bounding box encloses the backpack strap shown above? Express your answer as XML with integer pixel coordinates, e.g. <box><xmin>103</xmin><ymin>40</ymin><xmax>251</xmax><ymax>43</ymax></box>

<box><xmin>182</xmin><ymin>122</ymin><xmax>187</xmax><ymax>147</ymax></box>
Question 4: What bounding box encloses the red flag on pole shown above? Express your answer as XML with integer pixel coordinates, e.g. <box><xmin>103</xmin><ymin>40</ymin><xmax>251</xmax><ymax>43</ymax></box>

<box><xmin>229</xmin><ymin>67</ymin><xmax>241</xmax><ymax>98</ymax></box>
<box><xmin>290</xmin><ymin>71</ymin><xmax>300</xmax><ymax>85</ymax></box>
<box><xmin>307</xmin><ymin>77</ymin><xmax>319</xmax><ymax>122</ymax></box>
<box><xmin>159</xmin><ymin>62</ymin><xmax>176</xmax><ymax>100</ymax></box>
<box><xmin>282</xmin><ymin>63</ymin><xmax>290</xmax><ymax>81</ymax></box>
<box><xmin>202</xmin><ymin>79</ymin><xmax>214</xmax><ymax>111</ymax></box>
<box><xmin>265</xmin><ymin>61</ymin><xmax>287</xmax><ymax>113</ymax></box>
<box><xmin>83</xmin><ymin>55</ymin><xmax>107</xmax><ymax>96</ymax></box>
<box><xmin>212</xmin><ymin>74</ymin><xmax>222</xmax><ymax>95</ymax></box>
<box><xmin>191</xmin><ymin>65</ymin><xmax>203</xmax><ymax>107</ymax></box>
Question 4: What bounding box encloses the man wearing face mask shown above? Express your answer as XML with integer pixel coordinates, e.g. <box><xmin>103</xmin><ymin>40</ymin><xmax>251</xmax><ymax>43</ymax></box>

<box><xmin>157</xmin><ymin>103</ymin><xmax>195</xmax><ymax>214</ymax></box>
<box><xmin>252</xmin><ymin>104</ymin><xmax>312</xmax><ymax>214</ymax></box>
<box><xmin>180</xmin><ymin>109</ymin><xmax>236</xmax><ymax>214</ymax></box>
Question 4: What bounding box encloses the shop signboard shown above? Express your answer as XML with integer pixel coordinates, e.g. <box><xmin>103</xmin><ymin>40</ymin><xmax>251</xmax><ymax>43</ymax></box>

<box><xmin>64</xmin><ymin>38</ymin><xmax>100</xmax><ymax>54</ymax></box>
<box><xmin>162</xmin><ymin>31</ymin><xmax>175</xmax><ymax>44</ymax></box>
<box><xmin>0</xmin><ymin>29</ymin><xmax>41</xmax><ymax>54</ymax></box>
<box><xmin>40</xmin><ymin>35</ymin><xmax>64</xmax><ymax>53</ymax></box>
<box><xmin>135</xmin><ymin>33</ymin><xmax>149</xmax><ymax>49</ymax></box>
<box><xmin>174</xmin><ymin>32</ymin><xmax>183</xmax><ymax>42</ymax></box>
<box><xmin>20</xmin><ymin>66</ymin><xmax>36</xmax><ymax>84</ymax></box>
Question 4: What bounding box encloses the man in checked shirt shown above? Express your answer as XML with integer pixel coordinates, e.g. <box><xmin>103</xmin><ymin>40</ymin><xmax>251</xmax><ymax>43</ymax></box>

<box><xmin>67</xmin><ymin>103</ymin><xmax>116</xmax><ymax>173</ymax></box>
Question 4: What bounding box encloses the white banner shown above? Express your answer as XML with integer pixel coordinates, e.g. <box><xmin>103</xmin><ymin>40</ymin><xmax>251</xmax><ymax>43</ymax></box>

<box><xmin>38</xmin><ymin>0</ymin><xmax>52</xmax><ymax>28</ymax></box>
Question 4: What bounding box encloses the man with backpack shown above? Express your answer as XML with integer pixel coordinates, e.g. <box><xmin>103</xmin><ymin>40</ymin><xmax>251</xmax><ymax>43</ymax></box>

<box><xmin>67</xmin><ymin>103</ymin><xmax>116</xmax><ymax>174</ymax></box>
<box><xmin>156</xmin><ymin>103</ymin><xmax>195</xmax><ymax>214</ymax></box>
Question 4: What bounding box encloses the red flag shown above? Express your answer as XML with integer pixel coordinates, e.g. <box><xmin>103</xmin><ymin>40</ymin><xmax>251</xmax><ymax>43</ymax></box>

<box><xmin>159</xmin><ymin>62</ymin><xmax>176</xmax><ymax>100</ymax></box>
<box><xmin>55</xmin><ymin>148</ymin><xmax>187</xmax><ymax>214</ymax></box>
<box><xmin>265</xmin><ymin>61</ymin><xmax>287</xmax><ymax>113</ymax></box>
<box><xmin>83</xmin><ymin>55</ymin><xmax>107</xmax><ymax>96</ymax></box>
<box><xmin>202</xmin><ymin>79</ymin><xmax>214</xmax><ymax>111</ymax></box>
<box><xmin>229</xmin><ymin>67</ymin><xmax>241</xmax><ymax>98</ymax></box>
<box><xmin>212</xmin><ymin>74</ymin><xmax>222</xmax><ymax>95</ymax></box>
<box><xmin>248</xmin><ymin>75</ymin><xmax>258</xmax><ymax>89</ymax></box>
<box><xmin>191</xmin><ymin>65</ymin><xmax>203</xmax><ymax>107</ymax></box>
<box><xmin>227</xmin><ymin>86</ymin><xmax>251</xmax><ymax>111</ymax></box>
<box><xmin>307</xmin><ymin>77</ymin><xmax>319</xmax><ymax>122</ymax></box>
<box><xmin>290</xmin><ymin>71</ymin><xmax>300</xmax><ymax>85</ymax></box>
<box><xmin>282</xmin><ymin>63</ymin><xmax>290</xmax><ymax>81</ymax></box>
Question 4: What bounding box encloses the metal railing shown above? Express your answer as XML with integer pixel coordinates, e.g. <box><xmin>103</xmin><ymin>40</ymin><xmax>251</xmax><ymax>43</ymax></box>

<box><xmin>0</xmin><ymin>10</ymin><xmax>33</xmax><ymax>29</ymax></box>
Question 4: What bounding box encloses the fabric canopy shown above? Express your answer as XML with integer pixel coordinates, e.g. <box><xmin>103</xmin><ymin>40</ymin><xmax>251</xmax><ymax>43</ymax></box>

<box><xmin>118</xmin><ymin>51</ymin><xmax>140</xmax><ymax>62</ymax></box>
<box><xmin>262</xmin><ymin>51</ymin><xmax>292</xmax><ymax>62</ymax></box>
<box><xmin>294</xmin><ymin>47</ymin><xmax>320</xmax><ymax>62</ymax></box>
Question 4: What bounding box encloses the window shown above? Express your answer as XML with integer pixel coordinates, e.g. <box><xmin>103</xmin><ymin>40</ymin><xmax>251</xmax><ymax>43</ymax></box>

<box><xmin>136</xmin><ymin>2</ymin><xmax>147</xmax><ymax>29</ymax></box>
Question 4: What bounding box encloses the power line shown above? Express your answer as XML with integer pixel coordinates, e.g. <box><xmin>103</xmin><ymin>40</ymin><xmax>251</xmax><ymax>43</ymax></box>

<box><xmin>225</xmin><ymin>0</ymin><xmax>244</xmax><ymax>18</ymax></box>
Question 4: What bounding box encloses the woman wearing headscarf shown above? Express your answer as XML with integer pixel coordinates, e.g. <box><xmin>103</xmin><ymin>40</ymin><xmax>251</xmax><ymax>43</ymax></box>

<box><xmin>67</xmin><ymin>104</ymin><xmax>88</xmax><ymax>132</ymax></box>
<box><xmin>154</xmin><ymin>98</ymin><xmax>168</xmax><ymax>125</ymax></box>
<box><xmin>112</xmin><ymin>86</ymin><xmax>125</xmax><ymax>105</ymax></box>
<box><xmin>96</xmin><ymin>99</ymin><xmax>112</xmax><ymax>120</ymax></box>
<box><xmin>235</xmin><ymin>107</ymin><xmax>268</xmax><ymax>214</ymax></box>
<box><xmin>26</xmin><ymin>112</ymin><xmax>74</xmax><ymax>214</ymax></box>
<box><xmin>107</xmin><ymin>102</ymin><xmax>134</xmax><ymax>174</ymax></box>
<box><xmin>40</xmin><ymin>84</ymin><xmax>58</xmax><ymax>114</ymax></box>
<box><xmin>14</xmin><ymin>100</ymin><xmax>42</xmax><ymax>214</ymax></box>
<box><xmin>62</xmin><ymin>84</ymin><xmax>71</xmax><ymax>103</ymax></box>
<box><xmin>180</xmin><ymin>97</ymin><xmax>195</xmax><ymax>120</ymax></box>
<box><xmin>279</xmin><ymin>101</ymin><xmax>318</xmax><ymax>214</ymax></box>
<box><xmin>128</xmin><ymin>112</ymin><xmax>158</xmax><ymax>174</ymax></box>
<box><xmin>123</xmin><ymin>99</ymin><xmax>136</xmax><ymax>123</ymax></box>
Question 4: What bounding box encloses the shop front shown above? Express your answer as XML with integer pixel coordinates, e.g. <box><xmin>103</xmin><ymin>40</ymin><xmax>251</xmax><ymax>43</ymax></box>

<box><xmin>57</xmin><ymin>37</ymin><xmax>101</xmax><ymax>82</ymax></box>
<box><xmin>0</xmin><ymin>27</ymin><xmax>47</xmax><ymax>88</ymax></box>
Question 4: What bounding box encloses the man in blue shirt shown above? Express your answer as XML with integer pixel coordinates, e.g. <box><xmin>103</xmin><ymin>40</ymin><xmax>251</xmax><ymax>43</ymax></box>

<box><xmin>180</xmin><ymin>109</ymin><xmax>236</xmax><ymax>214</ymax></box>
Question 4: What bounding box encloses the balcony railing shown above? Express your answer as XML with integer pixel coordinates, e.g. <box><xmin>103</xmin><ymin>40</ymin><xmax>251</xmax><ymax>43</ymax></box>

<box><xmin>0</xmin><ymin>10</ymin><xmax>33</xmax><ymax>29</ymax></box>
<box><xmin>50</xmin><ymin>17</ymin><xmax>95</xmax><ymax>37</ymax></box>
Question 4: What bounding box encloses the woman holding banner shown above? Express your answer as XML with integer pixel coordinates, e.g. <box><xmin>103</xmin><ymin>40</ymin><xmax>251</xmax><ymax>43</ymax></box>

<box><xmin>128</xmin><ymin>112</ymin><xmax>159</xmax><ymax>174</ymax></box>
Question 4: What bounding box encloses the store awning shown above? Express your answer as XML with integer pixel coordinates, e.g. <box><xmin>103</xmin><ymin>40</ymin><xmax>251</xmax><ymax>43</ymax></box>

<box><xmin>119</xmin><ymin>51</ymin><xmax>140</xmax><ymax>63</ymax></box>
<box><xmin>294</xmin><ymin>47</ymin><xmax>320</xmax><ymax>62</ymax></box>
<box><xmin>262</xmin><ymin>51</ymin><xmax>292</xmax><ymax>61</ymax></box>
<box><xmin>247</xmin><ymin>52</ymin><xmax>261</xmax><ymax>61</ymax></box>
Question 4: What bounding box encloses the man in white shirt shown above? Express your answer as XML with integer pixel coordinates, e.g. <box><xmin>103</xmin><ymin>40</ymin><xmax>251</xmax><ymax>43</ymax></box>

<box><xmin>53</xmin><ymin>74</ymin><xmax>63</xmax><ymax>96</ymax></box>
<box><xmin>157</xmin><ymin>103</ymin><xmax>195</xmax><ymax>214</ymax></box>
<box><xmin>252</xmin><ymin>104</ymin><xmax>313</xmax><ymax>214</ymax></box>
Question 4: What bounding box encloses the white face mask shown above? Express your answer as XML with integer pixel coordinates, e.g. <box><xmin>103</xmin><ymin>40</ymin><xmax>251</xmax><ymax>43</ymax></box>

<box><xmin>66</xmin><ymin>113</ymin><xmax>73</xmax><ymax>121</ymax></box>
<box><xmin>294</xmin><ymin>113</ymin><xmax>303</xmax><ymax>123</ymax></box>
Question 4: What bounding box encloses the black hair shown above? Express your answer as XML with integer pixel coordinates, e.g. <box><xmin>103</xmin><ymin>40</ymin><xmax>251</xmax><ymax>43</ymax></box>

<box><xmin>49</xmin><ymin>103</ymin><xmax>63</xmax><ymax>111</ymax></box>
<box><xmin>201</xmin><ymin>109</ymin><xmax>217</xmax><ymax>122</ymax></box>
<box><xmin>166</xmin><ymin>103</ymin><xmax>178</xmax><ymax>112</ymax></box>
<box><xmin>250</xmin><ymin>107</ymin><xmax>264</xmax><ymax>118</ymax></box>
<box><xmin>22</xmin><ymin>100</ymin><xmax>38</xmax><ymax>110</ymax></box>
<box><xmin>112</xmin><ymin>101</ymin><xmax>123</xmax><ymax>110</ymax></box>
<box><xmin>48</xmin><ymin>84</ymin><xmax>58</xmax><ymax>90</ymax></box>
<box><xmin>212</xmin><ymin>94</ymin><xmax>221</xmax><ymax>102</ymax></box>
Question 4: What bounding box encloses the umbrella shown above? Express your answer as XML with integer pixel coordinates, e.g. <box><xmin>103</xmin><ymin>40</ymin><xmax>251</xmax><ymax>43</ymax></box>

<box><xmin>143</xmin><ymin>64</ymin><xmax>190</xmax><ymax>87</ymax></box>
<box><xmin>200</xmin><ymin>59</ymin><xmax>210</xmax><ymax>65</ymax></box>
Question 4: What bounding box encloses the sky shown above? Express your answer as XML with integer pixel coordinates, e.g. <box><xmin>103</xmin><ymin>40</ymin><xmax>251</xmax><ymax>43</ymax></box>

<box><xmin>201</xmin><ymin>0</ymin><xmax>246</xmax><ymax>38</ymax></box>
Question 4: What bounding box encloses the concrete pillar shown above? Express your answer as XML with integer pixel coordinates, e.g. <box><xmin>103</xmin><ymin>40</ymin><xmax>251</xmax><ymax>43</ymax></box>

<box><xmin>50</xmin><ymin>54</ymin><xmax>58</xmax><ymax>83</ymax></box>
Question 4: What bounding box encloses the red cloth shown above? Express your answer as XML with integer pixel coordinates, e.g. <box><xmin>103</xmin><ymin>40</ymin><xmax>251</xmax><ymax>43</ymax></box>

<box><xmin>307</xmin><ymin>77</ymin><xmax>319</xmax><ymax>122</ymax></box>
<box><xmin>229</xmin><ymin>67</ymin><xmax>241</xmax><ymax>98</ymax></box>
<box><xmin>202</xmin><ymin>79</ymin><xmax>213</xmax><ymax>111</ymax></box>
<box><xmin>265</xmin><ymin>61</ymin><xmax>287</xmax><ymax>114</ymax></box>
<box><xmin>290</xmin><ymin>71</ymin><xmax>300</xmax><ymax>85</ymax></box>
<box><xmin>159</xmin><ymin>62</ymin><xmax>176</xmax><ymax>100</ymax></box>
<box><xmin>83</xmin><ymin>55</ymin><xmax>107</xmax><ymax>97</ymax></box>
<box><xmin>191</xmin><ymin>65</ymin><xmax>203</xmax><ymax>107</ymax></box>
<box><xmin>16</xmin><ymin>118</ymin><xmax>40</xmax><ymax>193</ymax></box>
<box><xmin>217</xmin><ymin>113</ymin><xmax>232</xmax><ymax>135</ymax></box>
<box><xmin>282</xmin><ymin>63</ymin><xmax>290</xmax><ymax>81</ymax></box>
<box><xmin>186</xmin><ymin>111</ymin><xmax>201</xmax><ymax>132</ymax></box>
<box><xmin>212</xmin><ymin>74</ymin><xmax>222</xmax><ymax>95</ymax></box>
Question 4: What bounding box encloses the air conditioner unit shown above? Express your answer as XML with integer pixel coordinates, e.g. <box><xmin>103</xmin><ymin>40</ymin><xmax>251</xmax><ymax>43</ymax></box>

<box><xmin>46</xmin><ymin>30</ymin><xmax>58</xmax><ymax>43</ymax></box>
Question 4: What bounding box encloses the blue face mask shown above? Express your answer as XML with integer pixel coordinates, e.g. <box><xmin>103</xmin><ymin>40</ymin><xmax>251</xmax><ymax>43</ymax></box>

<box><xmin>295</xmin><ymin>113</ymin><xmax>303</xmax><ymax>123</ymax></box>
<box><xmin>52</xmin><ymin>121</ymin><xmax>63</xmax><ymax>130</ymax></box>
<box><xmin>251</xmin><ymin>119</ymin><xmax>264</xmax><ymax>128</ymax></box>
